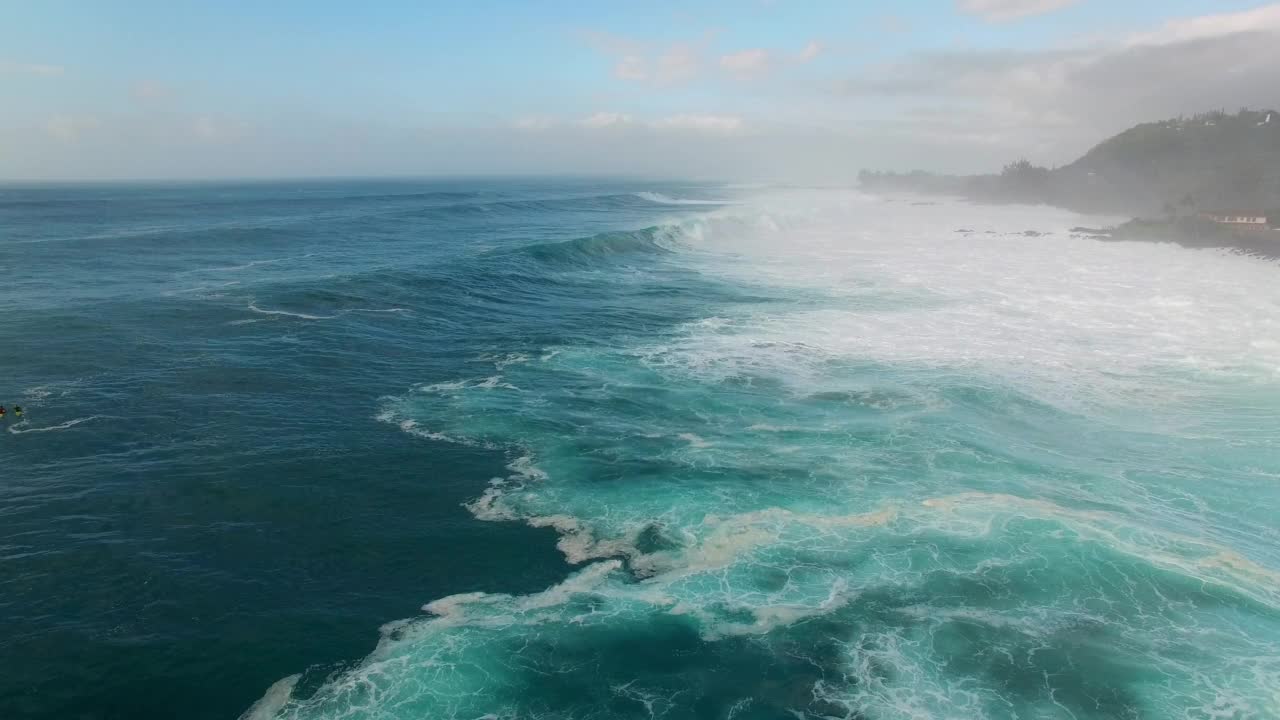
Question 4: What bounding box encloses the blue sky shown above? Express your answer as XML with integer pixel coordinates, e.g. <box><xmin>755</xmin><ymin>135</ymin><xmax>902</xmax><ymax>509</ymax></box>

<box><xmin>3</xmin><ymin>0</ymin><xmax>1278</xmax><ymax>179</ymax></box>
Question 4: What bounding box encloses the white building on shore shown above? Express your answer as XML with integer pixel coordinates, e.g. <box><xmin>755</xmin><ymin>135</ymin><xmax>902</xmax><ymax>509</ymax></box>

<box><xmin>1199</xmin><ymin>210</ymin><xmax>1271</xmax><ymax>229</ymax></box>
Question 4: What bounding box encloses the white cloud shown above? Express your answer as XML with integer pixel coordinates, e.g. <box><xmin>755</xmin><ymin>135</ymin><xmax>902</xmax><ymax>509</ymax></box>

<box><xmin>650</xmin><ymin>42</ymin><xmax>701</xmax><ymax>85</ymax></box>
<box><xmin>720</xmin><ymin>40</ymin><xmax>822</xmax><ymax>78</ymax></box>
<box><xmin>587</xmin><ymin>29</ymin><xmax>818</xmax><ymax>87</ymax></box>
<box><xmin>957</xmin><ymin>0</ymin><xmax>1079</xmax><ymax>23</ymax></box>
<box><xmin>581</xmin><ymin>112</ymin><xmax>634</xmax><ymax>129</ymax></box>
<box><xmin>609</xmin><ymin>44</ymin><xmax>700</xmax><ymax>85</ymax></box>
<box><xmin>1126</xmin><ymin>3</ymin><xmax>1280</xmax><ymax>46</ymax></box>
<box><xmin>649</xmin><ymin>114</ymin><xmax>745</xmax><ymax>133</ymax></box>
<box><xmin>0</xmin><ymin>60</ymin><xmax>65</xmax><ymax>76</ymax></box>
<box><xmin>582</xmin><ymin>29</ymin><xmax>712</xmax><ymax>86</ymax></box>
<box><xmin>614</xmin><ymin>55</ymin><xmax>648</xmax><ymax>81</ymax></box>
<box><xmin>797</xmin><ymin>40</ymin><xmax>824</xmax><ymax>63</ymax></box>
<box><xmin>720</xmin><ymin>48</ymin><xmax>771</xmax><ymax>76</ymax></box>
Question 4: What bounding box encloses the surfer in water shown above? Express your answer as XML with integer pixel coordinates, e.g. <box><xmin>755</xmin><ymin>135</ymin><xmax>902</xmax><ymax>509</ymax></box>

<box><xmin>13</xmin><ymin>406</ymin><xmax>22</xmax><ymax>418</ymax></box>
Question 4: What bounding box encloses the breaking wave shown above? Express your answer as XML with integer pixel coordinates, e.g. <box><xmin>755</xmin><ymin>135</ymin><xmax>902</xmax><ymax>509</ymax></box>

<box><xmin>514</xmin><ymin>226</ymin><xmax>684</xmax><ymax>267</ymax></box>
<box><xmin>634</xmin><ymin>191</ymin><xmax>734</xmax><ymax>206</ymax></box>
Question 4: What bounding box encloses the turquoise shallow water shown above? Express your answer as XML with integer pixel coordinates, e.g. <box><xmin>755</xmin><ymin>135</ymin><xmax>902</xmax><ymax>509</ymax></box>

<box><xmin>3</xmin><ymin>182</ymin><xmax>1279</xmax><ymax>720</ymax></box>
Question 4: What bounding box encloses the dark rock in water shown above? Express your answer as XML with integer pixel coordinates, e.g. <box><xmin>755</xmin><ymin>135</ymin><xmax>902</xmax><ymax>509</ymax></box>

<box><xmin>955</xmin><ymin>228</ymin><xmax>974</xmax><ymax>233</ymax></box>
<box><xmin>984</xmin><ymin>230</ymin><xmax>998</xmax><ymax>234</ymax></box>
<box><xmin>1022</xmin><ymin>230</ymin><xmax>1045</xmax><ymax>237</ymax></box>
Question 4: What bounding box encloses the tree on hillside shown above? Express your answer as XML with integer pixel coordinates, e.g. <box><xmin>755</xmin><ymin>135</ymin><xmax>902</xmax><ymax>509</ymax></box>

<box><xmin>996</xmin><ymin>159</ymin><xmax>1051</xmax><ymax>202</ymax></box>
<box><xmin>861</xmin><ymin>107</ymin><xmax>1280</xmax><ymax>216</ymax></box>
<box><xmin>1001</xmin><ymin>159</ymin><xmax>1050</xmax><ymax>180</ymax></box>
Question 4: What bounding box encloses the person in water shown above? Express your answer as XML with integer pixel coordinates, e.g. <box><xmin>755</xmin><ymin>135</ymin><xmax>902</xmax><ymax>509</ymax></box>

<box><xmin>0</xmin><ymin>406</ymin><xmax>6</xmax><ymax>419</ymax></box>
<box><xmin>13</xmin><ymin>406</ymin><xmax>22</xmax><ymax>417</ymax></box>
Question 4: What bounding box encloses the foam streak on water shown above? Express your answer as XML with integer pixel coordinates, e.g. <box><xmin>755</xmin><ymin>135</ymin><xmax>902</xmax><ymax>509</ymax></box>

<box><xmin>246</xmin><ymin>190</ymin><xmax>1276</xmax><ymax>719</ymax></box>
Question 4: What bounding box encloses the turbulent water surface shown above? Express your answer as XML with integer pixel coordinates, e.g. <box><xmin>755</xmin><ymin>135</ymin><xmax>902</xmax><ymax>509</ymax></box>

<box><xmin>3</xmin><ymin>180</ymin><xmax>1279</xmax><ymax>720</ymax></box>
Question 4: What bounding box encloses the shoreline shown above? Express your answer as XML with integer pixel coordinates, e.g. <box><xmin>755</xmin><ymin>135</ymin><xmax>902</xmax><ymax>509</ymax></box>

<box><xmin>1084</xmin><ymin>217</ymin><xmax>1280</xmax><ymax>261</ymax></box>
<box><xmin>876</xmin><ymin>191</ymin><xmax>1280</xmax><ymax>261</ymax></box>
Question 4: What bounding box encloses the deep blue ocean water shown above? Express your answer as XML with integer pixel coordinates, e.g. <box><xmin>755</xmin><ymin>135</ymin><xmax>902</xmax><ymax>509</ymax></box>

<box><xmin>2</xmin><ymin>180</ymin><xmax>1279</xmax><ymax>720</ymax></box>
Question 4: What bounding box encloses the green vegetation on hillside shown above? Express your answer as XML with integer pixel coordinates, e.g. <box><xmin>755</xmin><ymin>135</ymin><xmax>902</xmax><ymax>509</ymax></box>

<box><xmin>861</xmin><ymin>109</ymin><xmax>1280</xmax><ymax>218</ymax></box>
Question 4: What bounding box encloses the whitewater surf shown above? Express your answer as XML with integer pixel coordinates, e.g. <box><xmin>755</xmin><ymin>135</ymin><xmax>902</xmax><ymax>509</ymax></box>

<box><xmin>256</xmin><ymin>189</ymin><xmax>1280</xmax><ymax>720</ymax></box>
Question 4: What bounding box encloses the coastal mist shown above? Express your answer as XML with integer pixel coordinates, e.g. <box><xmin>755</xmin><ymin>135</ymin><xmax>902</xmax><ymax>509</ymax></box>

<box><xmin>4</xmin><ymin>181</ymin><xmax>1277</xmax><ymax>720</ymax></box>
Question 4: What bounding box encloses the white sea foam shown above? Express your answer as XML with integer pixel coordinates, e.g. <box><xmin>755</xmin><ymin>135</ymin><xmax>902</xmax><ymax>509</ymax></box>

<box><xmin>644</xmin><ymin>192</ymin><xmax>1280</xmax><ymax>420</ymax></box>
<box><xmin>398</xmin><ymin>419</ymin><xmax>493</xmax><ymax>449</ymax></box>
<box><xmin>208</xmin><ymin>258</ymin><xmax>290</xmax><ymax>272</ymax></box>
<box><xmin>415</xmin><ymin>375</ymin><xmax>518</xmax><ymax>394</ymax></box>
<box><xmin>165</xmin><ymin>280</ymin><xmax>241</xmax><ymax>296</ymax></box>
<box><xmin>247</xmin><ymin>301</ymin><xmax>335</xmax><ymax>320</ymax></box>
<box><xmin>245</xmin><ymin>301</ymin><xmax>409</xmax><ymax>321</ymax></box>
<box><xmin>25</xmin><ymin>385</ymin><xmax>55</xmax><ymax>401</ymax></box>
<box><xmin>239</xmin><ymin>674</ymin><xmax>300</xmax><ymax>720</ymax></box>
<box><xmin>920</xmin><ymin>491</ymin><xmax>1280</xmax><ymax>607</ymax></box>
<box><xmin>375</xmin><ymin>406</ymin><xmax>501</xmax><ymax>449</ymax></box>
<box><xmin>676</xmin><ymin>432</ymin><xmax>710</xmax><ymax>447</ymax></box>
<box><xmin>184</xmin><ymin>254</ymin><xmax>314</xmax><ymax>276</ymax></box>
<box><xmin>474</xmin><ymin>352</ymin><xmax>531</xmax><ymax>369</ymax></box>
<box><xmin>7</xmin><ymin>416</ymin><xmax>102</xmax><ymax>434</ymax></box>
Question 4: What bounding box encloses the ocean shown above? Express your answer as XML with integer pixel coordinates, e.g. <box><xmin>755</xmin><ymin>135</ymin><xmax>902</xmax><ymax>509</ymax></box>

<box><xmin>2</xmin><ymin>180</ymin><xmax>1278</xmax><ymax>720</ymax></box>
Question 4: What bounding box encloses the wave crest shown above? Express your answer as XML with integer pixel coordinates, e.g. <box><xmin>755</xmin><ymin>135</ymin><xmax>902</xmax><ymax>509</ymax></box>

<box><xmin>517</xmin><ymin>225</ymin><xmax>685</xmax><ymax>266</ymax></box>
<box><xmin>634</xmin><ymin>191</ymin><xmax>732</xmax><ymax>206</ymax></box>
